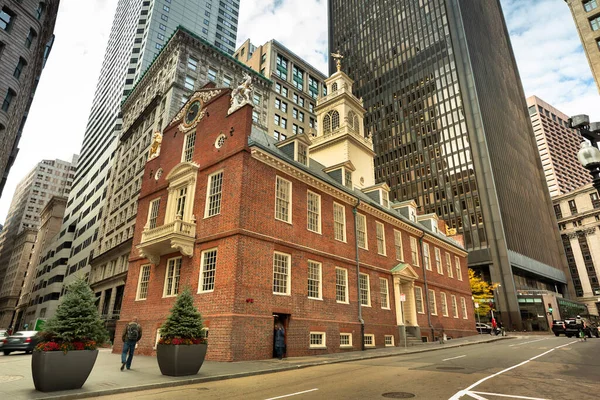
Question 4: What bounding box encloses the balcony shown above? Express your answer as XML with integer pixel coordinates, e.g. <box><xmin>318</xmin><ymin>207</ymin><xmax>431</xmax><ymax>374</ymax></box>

<box><xmin>137</xmin><ymin>217</ymin><xmax>196</xmax><ymax>265</ymax></box>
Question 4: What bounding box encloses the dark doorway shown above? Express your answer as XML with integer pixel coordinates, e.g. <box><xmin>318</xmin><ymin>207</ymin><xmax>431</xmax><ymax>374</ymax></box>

<box><xmin>273</xmin><ymin>313</ymin><xmax>290</xmax><ymax>359</ymax></box>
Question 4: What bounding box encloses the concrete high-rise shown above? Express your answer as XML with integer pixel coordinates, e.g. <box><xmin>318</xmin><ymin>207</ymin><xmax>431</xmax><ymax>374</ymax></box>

<box><xmin>527</xmin><ymin>96</ymin><xmax>591</xmax><ymax>197</ymax></box>
<box><xmin>564</xmin><ymin>0</ymin><xmax>600</xmax><ymax>94</ymax></box>
<box><xmin>0</xmin><ymin>0</ymin><xmax>59</xmax><ymax>196</ymax></box>
<box><xmin>33</xmin><ymin>1</ymin><xmax>240</xmax><ymax>321</ymax></box>
<box><xmin>328</xmin><ymin>0</ymin><xmax>573</xmax><ymax>329</ymax></box>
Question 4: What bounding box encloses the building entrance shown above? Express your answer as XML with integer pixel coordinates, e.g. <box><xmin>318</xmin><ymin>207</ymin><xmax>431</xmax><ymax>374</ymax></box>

<box><xmin>272</xmin><ymin>313</ymin><xmax>289</xmax><ymax>359</ymax></box>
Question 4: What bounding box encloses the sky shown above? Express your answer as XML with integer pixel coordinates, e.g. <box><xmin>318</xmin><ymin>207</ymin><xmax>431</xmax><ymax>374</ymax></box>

<box><xmin>1</xmin><ymin>0</ymin><xmax>599</xmax><ymax>223</ymax></box>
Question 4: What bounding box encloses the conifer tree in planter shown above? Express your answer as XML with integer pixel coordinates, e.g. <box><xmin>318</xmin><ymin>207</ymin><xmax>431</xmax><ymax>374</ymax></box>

<box><xmin>157</xmin><ymin>287</ymin><xmax>207</xmax><ymax>376</ymax></box>
<box><xmin>32</xmin><ymin>277</ymin><xmax>109</xmax><ymax>392</ymax></box>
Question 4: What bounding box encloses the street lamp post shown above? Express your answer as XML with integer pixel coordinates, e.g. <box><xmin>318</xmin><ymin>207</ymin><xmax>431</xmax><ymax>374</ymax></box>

<box><xmin>569</xmin><ymin>115</ymin><xmax>600</xmax><ymax>195</ymax></box>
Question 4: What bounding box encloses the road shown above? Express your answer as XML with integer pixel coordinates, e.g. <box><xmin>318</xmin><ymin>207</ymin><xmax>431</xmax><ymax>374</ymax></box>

<box><xmin>101</xmin><ymin>336</ymin><xmax>600</xmax><ymax>400</ymax></box>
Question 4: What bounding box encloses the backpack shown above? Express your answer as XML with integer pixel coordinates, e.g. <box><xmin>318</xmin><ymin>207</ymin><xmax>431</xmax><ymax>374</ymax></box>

<box><xmin>126</xmin><ymin>323</ymin><xmax>140</xmax><ymax>341</ymax></box>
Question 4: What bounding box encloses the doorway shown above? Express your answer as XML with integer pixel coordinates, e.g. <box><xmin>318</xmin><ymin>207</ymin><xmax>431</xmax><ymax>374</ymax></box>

<box><xmin>273</xmin><ymin>313</ymin><xmax>290</xmax><ymax>359</ymax></box>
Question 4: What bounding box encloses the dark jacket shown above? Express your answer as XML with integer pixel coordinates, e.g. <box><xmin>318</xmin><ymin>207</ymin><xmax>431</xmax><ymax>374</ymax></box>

<box><xmin>274</xmin><ymin>327</ymin><xmax>285</xmax><ymax>348</ymax></box>
<box><xmin>122</xmin><ymin>322</ymin><xmax>143</xmax><ymax>342</ymax></box>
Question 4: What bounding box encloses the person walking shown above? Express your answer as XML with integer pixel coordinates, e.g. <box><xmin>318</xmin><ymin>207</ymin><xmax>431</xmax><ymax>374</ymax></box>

<box><xmin>274</xmin><ymin>322</ymin><xmax>286</xmax><ymax>360</ymax></box>
<box><xmin>121</xmin><ymin>317</ymin><xmax>142</xmax><ymax>371</ymax></box>
<box><xmin>491</xmin><ymin>317</ymin><xmax>497</xmax><ymax>336</ymax></box>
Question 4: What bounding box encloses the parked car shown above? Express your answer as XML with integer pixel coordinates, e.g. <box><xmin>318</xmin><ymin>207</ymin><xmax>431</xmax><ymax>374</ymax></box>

<box><xmin>476</xmin><ymin>322</ymin><xmax>492</xmax><ymax>334</ymax></box>
<box><xmin>0</xmin><ymin>330</ymin><xmax>7</xmax><ymax>348</ymax></box>
<box><xmin>551</xmin><ymin>320</ymin><xmax>567</xmax><ymax>336</ymax></box>
<box><xmin>2</xmin><ymin>331</ymin><xmax>39</xmax><ymax>355</ymax></box>
<box><xmin>564</xmin><ymin>318</ymin><xmax>599</xmax><ymax>338</ymax></box>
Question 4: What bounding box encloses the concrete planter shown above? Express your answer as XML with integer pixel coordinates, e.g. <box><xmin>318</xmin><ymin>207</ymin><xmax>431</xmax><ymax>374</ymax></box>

<box><xmin>32</xmin><ymin>349</ymin><xmax>98</xmax><ymax>392</ymax></box>
<box><xmin>156</xmin><ymin>343</ymin><xmax>207</xmax><ymax>376</ymax></box>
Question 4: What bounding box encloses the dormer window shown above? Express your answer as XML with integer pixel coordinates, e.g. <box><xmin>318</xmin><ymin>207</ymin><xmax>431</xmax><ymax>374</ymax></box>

<box><xmin>297</xmin><ymin>143</ymin><xmax>308</xmax><ymax>165</ymax></box>
<box><xmin>275</xmin><ymin>133</ymin><xmax>311</xmax><ymax>167</ymax></box>
<box><xmin>381</xmin><ymin>191</ymin><xmax>389</xmax><ymax>208</ymax></box>
<box><xmin>344</xmin><ymin>170</ymin><xmax>352</xmax><ymax>189</ymax></box>
<box><xmin>409</xmin><ymin>208</ymin><xmax>416</xmax><ymax>222</ymax></box>
<box><xmin>362</xmin><ymin>183</ymin><xmax>391</xmax><ymax>208</ymax></box>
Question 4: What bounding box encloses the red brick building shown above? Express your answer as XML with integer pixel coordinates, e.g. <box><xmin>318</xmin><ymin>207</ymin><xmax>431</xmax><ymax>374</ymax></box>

<box><xmin>116</xmin><ymin>70</ymin><xmax>475</xmax><ymax>362</ymax></box>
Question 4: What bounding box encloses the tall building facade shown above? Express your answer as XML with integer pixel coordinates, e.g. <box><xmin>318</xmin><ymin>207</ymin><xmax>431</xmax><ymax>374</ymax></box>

<box><xmin>565</xmin><ymin>0</ymin><xmax>600</xmax><ymax>94</ymax></box>
<box><xmin>234</xmin><ymin>39</ymin><xmax>327</xmax><ymax>141</ymax></box>
<box><xmin>37</xmin><ymin>1</ymin><xmax>241</xmax><ymax>321</ymax></box>
<box><xmin>554</xmin><ymin>183</ymin><xmax>600</xmax><ymax>316</ymax></box>
<box><xmin>0</xmin><ymin>156</ymin><xmax>76</xmax><ymax>327</ymax></box>
<box><xmin>85</xmin><ymin>27</ymin><xmax>271</xmax><ymax>341</ymax></box>
<box><xmin>328</xmin><ymin>0</ymin><xmax>571</xmax><ymax>329</ymax></box>
<box><xmin>0</xmin><ymin>0</ymin><xmax>59</xmax><ymax>196</ymax></box>
<box><xmin>527</xmin><ymin>96</ymin><xmax>591</xmax><ymax>197</ymax></box>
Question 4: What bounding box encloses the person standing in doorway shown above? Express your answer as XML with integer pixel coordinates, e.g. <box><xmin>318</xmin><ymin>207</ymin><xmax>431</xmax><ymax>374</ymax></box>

<box><xmin>274</xmin><ymin>322</ymin><xmax>286</xmax><ymax>360</ymax></box>
<box><xmin>121</xmin><ymin>317</ymin><xmax>142</xmax><ymax>371</ymax></box>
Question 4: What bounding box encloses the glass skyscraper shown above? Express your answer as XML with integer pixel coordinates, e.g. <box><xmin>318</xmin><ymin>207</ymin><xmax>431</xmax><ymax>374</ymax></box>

<box><xmin>328</xmin><ymin>0</ymin><xmax>571</xmax><ymax>328</ymax></box>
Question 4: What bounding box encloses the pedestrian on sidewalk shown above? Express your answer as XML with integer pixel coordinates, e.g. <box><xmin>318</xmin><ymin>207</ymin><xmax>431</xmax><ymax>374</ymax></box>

<box><xmin>274</xmin><ymin>322</ymin><xmax>286</xmax><ymax>360</ymax></box>
<box><xmin>121</xmin><ymin>317</ymin><xmax>142</xmax><ymax>371</ymax></box>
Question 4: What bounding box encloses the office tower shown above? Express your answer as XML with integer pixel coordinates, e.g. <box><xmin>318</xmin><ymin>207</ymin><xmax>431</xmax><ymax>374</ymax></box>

<box><xmin>0</xmin><ymin>156</ymin><xmax>76</xmax><ymax>327</ymax></box>
<box><xmin>235</xmin><ymin>39</ymin><xmax>327</xmax><ymax>140</ymax></box>
<box><xmin>0</xmin><ymin>0</ymin><xmax>59</xmax><ymax>196</ymax></box>
<box><xmin>35</xmin><ymin>1</ymin><xmax>240</xmax><ymax>321</ymax></box>
<box><xmin>328</xmin><ymin>0</ymin><xmax>573</xmax><ymax>329</ymax></box>
<box><xmin>527</xmin><ymin>96</ymin><xmax>591</xmax><ymax>197</ymax></box>
<box><xmin>554</xmin><ymin>184</ymin><xmax>600</xmax><ymax>315</ymax></box>
<box><xmin>565</xmin><ymin>0</ymin><xmax>600</xmax><ymax>94</ymax></box>
<box><xmin>86</xmin><ymin>27</ymin><xmax>270</xmax><ymax>341</ymax></box>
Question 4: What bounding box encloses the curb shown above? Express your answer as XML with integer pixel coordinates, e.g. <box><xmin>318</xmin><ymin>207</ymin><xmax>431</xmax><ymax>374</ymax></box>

<box><xmin>37</xmin><ymin>336</ymin><xmax>514</xmax><ymax>400</ymax></box>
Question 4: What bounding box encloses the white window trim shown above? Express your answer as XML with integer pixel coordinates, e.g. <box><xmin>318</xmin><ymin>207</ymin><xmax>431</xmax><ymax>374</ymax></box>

<box><xmin>435</xmin><ymin>248</ymin><xmax>443</xmax><ymax>275</ymax></box>
<box><xmin>415</xmin><ymin>286</ymin><xmax>425</xmax><ymax>314</ymax></box>
<box><xmin>198</xmin><ymin>248</ymin><xmax>218</xmax><ymax>293</ymax></box>
<box><xmin>384</xmin><ymin>335</ymin><xmax>395</xmax><ymax>347</ymax></box>
<box><xmin>307</xmin><ymin>260</ymin><xmax>323</xmax><ymax>300</ymax></box>
<box><xmin>446</xmin><ymin>253</ymin><xmax>454</xmax><ymax>278</ymax></box>
<box><xmin>309</xmin><ymin>331</ymin><xmax>327</xmax><ymax>349</ymax></box>
<box><xmin>357</xmin><ymin>213</ymin><xmax>368</xmax><ymax>250</ymax></box>
<box><xmin>364</xmin><ymin>334</ymin><xmax>376</xmax><ymax>347</ymax></box>
<box><xmin>455</xmin><ymin>256</ymin><xmax>463</xmax><ymax>281</ymax></box>
<box><xmin>147</xmin><ymin>198</ymin><xmax>161</xmax><ymax>229</ymax></box>
<box><xmin>135</xmin><ymin>264</ymin><xmax>151</xmax><ymax>301</ymax></box>
<box><xmin>380</xmin><ymin>277</ymin><xmax>390</xmax><ymax>309</ymax></box>
<box><xmin>410</xmin><ymin>236</ymin><xmax>419</xmax><ymax>267</ymax></box>
<box><xmin>461</xmin><ymin>297</ymin><xmax>468</xmax><ymax>319</ymax></box>
<box><xmin>204</xmin><ymin>170</ymin><xmax>224</xmax><ymax>218</ymax></box>
<box><xmin>423</xmin><ymin>243</ymin><xmax>432</xmax><ymax>271</ymax></box>
<box><xmin>182</xmin><ymin>131</ymin><xmax>196</xmax><ymax>162</ymax></box>
<box><xmin>394</xmin><ymin>229</ymin><xmax>403</xmax><ymax>261</ymax></box>
<box><xmin>336</xmin><ymin>267</ymin><xmax>349</xmax><ymax>304</ymax></box>
<box><xmin>163</xmin><ymin>257</ymin><xmax>181</xmax><ymax>298</ymax></box>
<box><xmin>340</xmin><ymin>333</ymin><xmax>353</xmax><ymax>348</ymax></box>
<box><xmin>275</xmin><ymin>176</ymin><xmax>292</xmax><ymax>224</ymax></box>
<box><xmin>451</xmin><ymin>295</ymin><xmax>459</xmax><ymax>318</ymax></box>
<box><xmin>441</xmin><ymin>292</ymin><xmax>449</xmax><ymax>317</ymax></box>
<box><xmin>273</xmin><ymin>251</ymin><xmax>291</xmax><ymax>296</ymax></box>
<box><xmin>333</xmin><ymin>202</ymin><xmax>347</xmax><ymax>242</ymax></box>
<box><xmin>376</xmin><ymin>221</ymin><xmax>386</xmax><ymax>255</ymax></box>
<box><xmin>306</xmin><ymin>190</ymin><xmax>322</xmax><ymax>234</ymax></box>
<box><xmin>359</xmin><ymin>273</ymin><xmax>371</xmax><ymax>307</ymax></box>
<box><xmin>429</xmin><ymin>289</ymin><xmax>437</xmax><ymax>315</ymax></box>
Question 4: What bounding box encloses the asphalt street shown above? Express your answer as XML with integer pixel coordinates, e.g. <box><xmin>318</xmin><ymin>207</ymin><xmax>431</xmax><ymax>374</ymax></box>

<box><xmin>100</xmin><ymin>336</ymin><xmax>600</xmax><ymax>400</ymax></box>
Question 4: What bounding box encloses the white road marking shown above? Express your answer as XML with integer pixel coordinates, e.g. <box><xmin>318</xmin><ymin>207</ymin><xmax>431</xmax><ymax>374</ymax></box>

<box><xmin>508</xmin><ymin>338</ymin><xmax>547</xmax><ymax>347</ymax></box>
<box><xmin>472</xmin><ymin>391</ymin><xmax>549</xmax><ymax>400</ymax></box>
<box><xmin>443</xmin><ymin>355</ymin><xmax>467</xmax><ymax>361</ymax></box>
<box><xmin>449</xmin><ymin>340</ymin><xmax>577</xmax><ymax>400</ymax></box>
<box><xmin>265</xmin><ymin>388</ymin><xmax>319</xmax><ymax>400</ymax></box>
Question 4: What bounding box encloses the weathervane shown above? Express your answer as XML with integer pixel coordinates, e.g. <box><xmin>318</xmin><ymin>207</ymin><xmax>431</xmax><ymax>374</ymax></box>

<box><xmin>331</xmin><ymin>50</ymin><xmax>344</xmax><ymax>72</ymax></box>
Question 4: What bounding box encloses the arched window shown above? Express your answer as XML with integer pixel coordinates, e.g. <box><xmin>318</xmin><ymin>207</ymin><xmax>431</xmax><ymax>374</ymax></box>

<box><xmin>348</xmin><ymin>110</ymin><xmax>357</xmax><ymax>131</ymax></box>
<box><xmin>353</xmin><ymin>114</ymin><xmax>359</xmax><ymax>132</ymax></box>
<box><xmin>323</xmin><ymin>114</ymin><xmax>331</xmax><ymax>133</ymax></box>
<box><xmin>331</xmin><ymin>110</ymin><xmax>340</xmax><ymax>130</ymax></box>
<box><xmin>332</xmin><ymin>82</ymin><xmax>338</xmax><ymax>92</ymax></box>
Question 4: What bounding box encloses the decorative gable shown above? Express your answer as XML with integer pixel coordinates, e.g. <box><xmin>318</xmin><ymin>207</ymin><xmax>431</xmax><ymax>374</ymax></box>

<box><xmin>362</xmin><ymin>182</ymin><xmax>391</xmax><ymax>208</ymax></box>
<box><xmin>392</xmin><ymin>200</ymin><xmax>418</xmax><ymax>222</ymax></box>
<box><xmin>275</xmin><ymin>132</ymin><xmax>312</xmax><ymax>166</ymax></box>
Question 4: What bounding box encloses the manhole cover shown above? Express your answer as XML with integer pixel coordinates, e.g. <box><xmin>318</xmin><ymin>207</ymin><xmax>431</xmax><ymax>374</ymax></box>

<box><xmin>436</xmin><ymin>366</ymin><xmax>464</xmax><ymax>370</ymax></box>
<box><xmin>382</xmin><ymin>393</ymin><xmax>416</xmax><ymax>399</ymax></box>
<box><xmin>0</xmin><ymin>375</ymin><xmax>24</xmax><ymax>383</ymax></box>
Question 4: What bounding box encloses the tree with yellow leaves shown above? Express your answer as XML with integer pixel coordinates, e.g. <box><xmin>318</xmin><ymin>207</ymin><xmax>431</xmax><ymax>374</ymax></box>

<box><xmin>469</xmin><ymin>269</ymin><xmax>496</xmax><ymax>318</ymax></box>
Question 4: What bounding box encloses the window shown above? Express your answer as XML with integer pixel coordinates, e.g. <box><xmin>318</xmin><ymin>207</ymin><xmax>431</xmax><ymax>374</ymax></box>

<box><xmin>415</xmin><ymin>286</ymin><xmax>424</xmax><ymax>313</ymax></box>
<box><xmin>147</xmin><ymin>199</ymin><xmax>160</xmax><ymax>229</ymax></box>
<box><xmin>359</xmin><ymin>273</ymin><xmax>370</xmax><ymax>306</ymax></box>
<box><xmin>345</xmin><ymin>170</ymin><xmax>352</xmax><ymax>188</ymax></box>
<box><xmin>440</xmin><ymin>292</ymin><xmax>448</xmax><ymax>316</ymax></box>
<box><xmin>451</xmin><ymin>295</ymin><xmax>459</xmax><ymax>318</ymax></box>
<box><xmin>25</xmin><ymin>29</ymin><xmax>37</xmax><ymax>49</ymax></box>
<box><xmin>423</xmin><ymin>243</ymin><xmax>431</xmax><ymax>271</ymax></box>
<box><xmin>460</xmin><ymin>297</ymin><xmax>468</xmax><ymax>319</ymax></box>
<box><xmin>273</xmin><ymin>252</ymin><xmax>291</xmax><ymax>295</ymax></box>
<box><xmin>163</xmin><ymin>4</ymin><xmax>170</xmax><ymax>12</ymax></box>
<box><xmin>428</xmin><ymin>289</ymin><xmax>437</xmax><ymax>315</ymax></box>
<box><xmin>446</xmin><ymin>253</ymin><xmax>453</xmax><ymax>278</ymax></box>
<box><xmin>590</xmin><ymin>192</ymin><xmax>600</xmax><ymax>209</ymax></box>
<box><xmin>182</xmin><ymin>131</ymin><xmax>196</xmax><ymax>161</ymax></box>
<box><xmin>364</xmin><ymin>334</ymin><xmax>375</xmax><ymax>347</ymax></box>
<box><xmin>455</xmin><ymin>256</ymin><xmax>462</xmax><ymax>280</ymax></box>
<box><xmin>591</xmin><ymin>15</ymin><xmax>600</xmax><ymax>30</ymax></box>
<box><xmin>136</xmin><ymin>265</ymin><xmax>151</xmax><ymax>300</ymax></box>
<box><xmin>585</xmin><ymin>0</ymin><xmax>598</xmax><ymax>12</ymax></box>
<box><xmin>253</xmin><ymin>93</ymin><xmax>261</xmax><ymax>105</ymax></box>
<box><xmin>297</xmin><ymin>143</ymin><xmax>307</xmax><ymax>165</ymax></box>
<box><xmin>356</xmin><ymin>213</ymin><xmax>367</xmax><ymax>249</ymax></box>
<box><xmin>568</xmin><ymin>199</ymin><xmax>577</xmax><ymax>214</ymax></box>
<box><xmin>435</xmin><ymin>248</ymin><xmax>442</xmax><ymax>274</ymax></box>
<box><xmin>307</xmin><ymin>260</ymin><xmax>322</xmax><ymax>299</ymax></box>
<box><xmin>275</xmin><ymin>176</ymin><xmax>292</xmax><ymax>223</ymax></box>
<box><xmin>0</xmin><ymin>7</ymin><xmax>14</xmax><ymax>31</ymax></box>
<box><xmin>164</xmin><ymin>257</ymin><xmax>182</xmax><ymax>297</ymax></box>
<box><xmin>336</xmin><ymin>267</ymin><xmax>348</xmax><ymax>303</ymax></box>
<box><xmin>323</xmin><ymin>110</ymin><xmax>340</xmax><ymax>132</ymax></box>
<box><xmin>159</xmin><ymin>23</ymin><xmax>166</xmax><ymax>30</ymax></box>
<box><xmin>380</xmin><ymin>278</ymin><xmax>389</xmax><ymax>309</ymax></box>
<box><xmin>292</xmin><ymin>108</ymin><xmax>298</xmax><ymax>119</ymax></box>
<box><xmin>385</xmin><ymin>335</ymin><xmax>394</xmax><ymax>346</ymax></box>
<box><xmin>205</xmin><ymin>171</ymin><xmax>223</xmax><ymax>217</ymax></box>
<box><xmin>208</xmin><ymin>67</ymin><xmax>217</xmax><ymax>81</ymax></box>
<box><xmin>376</xmin><ymin>222</ymin><xmax>386</xmax><ymax>255</ymax></box>
<box><xmin>340</xmin><ymin>333</ymin><xmax>352</xmax><ymax>347</ymax></box>
<box><xmin>394</xmin><ymin>230</ymin><xmax>403</xmax><ymax>261</ymax></box>
<box><xmin>307</xmin><ymin>191</ymin><xmax>321</xmax><ymax>233</ymax></box>
<box><xmin>184</xmin><ymin>76</ymin><xmax>195</xmax><ymax>90</ymax></box>
<box><xmin>2</xmin><ymin>89</ymin><xmax>16</xmax><ymax>112</ymax></box>
<box><xmin>410</xmin><ymin>237</ymin><xmax>419</xmax><ymax>266</ymax></box>
<box><xmin>333</xmin><ymin>202</ymin><xmax>346</xmax><ymax>242</ymax></box>
<box><xmin>188</xmin><ymin>57</ymin><xmax>198</xmax><ymax>71</ymax></box>
<box><xmin>199</xmin><ymin>248</ymin><xmax>217</xmax><ymax>292</ymax></box>
<box><xmin>223</xmin><ymin>75</ymin><xmax>232</xmax><ymax>87</ymax></box>
<box><xmin>309</xmin><ymin>332</ymin><xmax>326</xmax><ymax>348</ymax></box>
<box><xmin>276</xmin><ymin>54</ymin><xmax>288</xmax><ymax>80</ymax></box>
<box><xmin>36</xmin><ymin>2</ymin><xmax>45</xmax><ymax>19</ymax></box>
<box><xmin>174</xmin><ymin>186</ymin><xmax>187</xmax><ymax>219</ymax></box>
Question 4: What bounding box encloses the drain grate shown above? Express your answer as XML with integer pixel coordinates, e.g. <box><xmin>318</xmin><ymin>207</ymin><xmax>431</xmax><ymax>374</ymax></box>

<box><xmin>382</xmin><ymin>392</ymin><xmax>416</xmax><ymax>399</ymax></box>
<box><xmin>436</xmin><ymin>366</ymin><xmax>464</xmax><ymax>370</ymax></box>
<box><xmin>0</xmin><ymin>375</ymin><xmax>24</xmax><ymax>383</ymax></box>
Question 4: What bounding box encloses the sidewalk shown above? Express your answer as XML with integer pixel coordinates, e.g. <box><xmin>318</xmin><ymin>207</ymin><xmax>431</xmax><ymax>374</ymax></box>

<box><xmin>0</xmin><ymin>334</ymin><xmax>513</xmax><ymax>400</ymax></box>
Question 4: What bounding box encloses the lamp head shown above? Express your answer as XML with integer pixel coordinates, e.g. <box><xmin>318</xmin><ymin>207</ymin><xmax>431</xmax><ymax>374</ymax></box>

<box><xmin>577</xmin><ymin>141</ymin><xmax>600</xmax><ymax>168</ymax></box>
<box><xmin>569</xmin><ymin>114</ymin><xmax>590</xmax><ymax>129</ymax></box>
